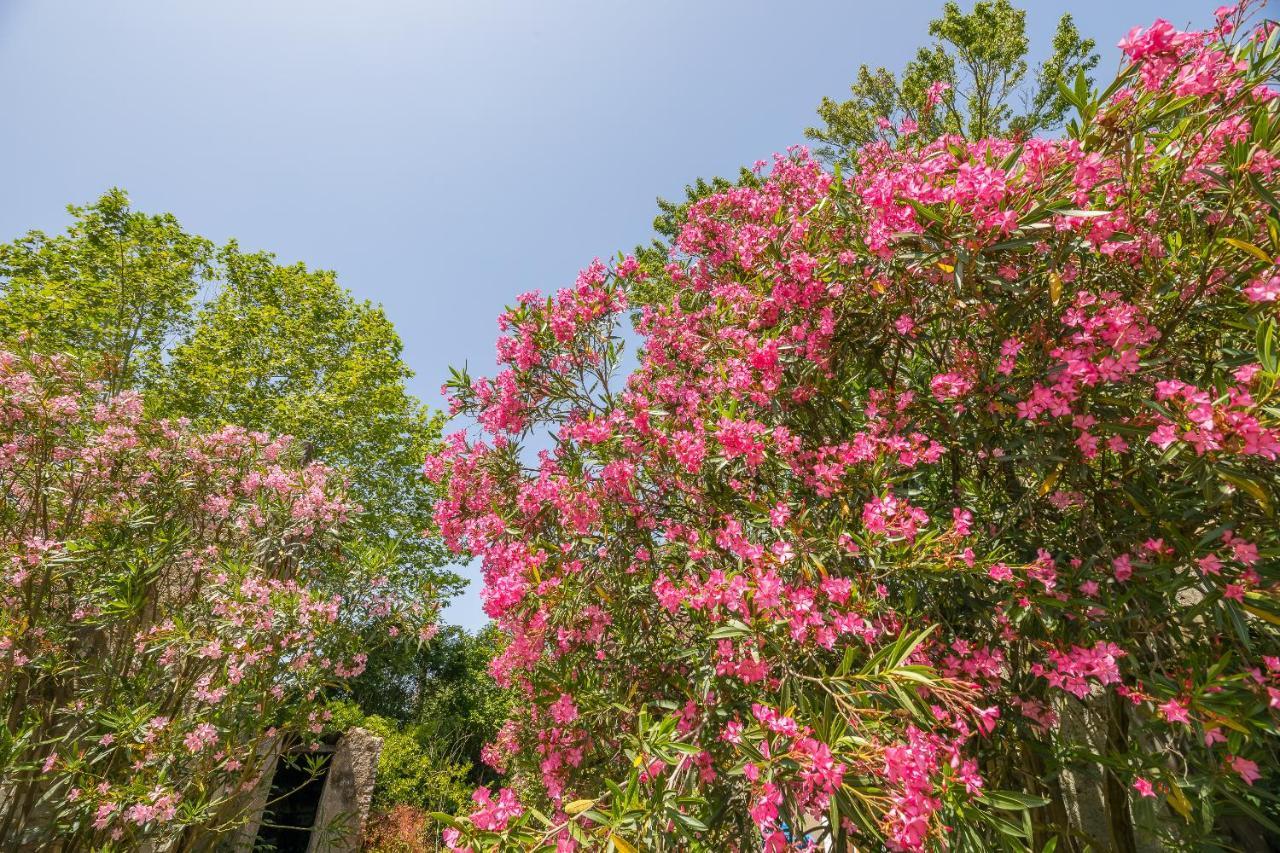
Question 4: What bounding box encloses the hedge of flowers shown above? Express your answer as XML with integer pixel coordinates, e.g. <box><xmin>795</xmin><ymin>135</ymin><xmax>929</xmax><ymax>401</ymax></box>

<box><xmin>0</xmin><ymin>346</ymin><xmax>434</xmax><ymax>850</ymax></box>
<box><xmin>429</xmin><ymin>5</ymin><xmax>1280</xmax><ymax>850</ymax></box>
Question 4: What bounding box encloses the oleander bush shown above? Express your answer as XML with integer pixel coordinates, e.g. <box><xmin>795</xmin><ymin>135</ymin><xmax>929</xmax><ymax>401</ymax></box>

<box><xmin>429</xmin><ymin>5</ymin><xmax>1280</xmax><ymax>850</ymax></box>
<box><xmin>0</xmin><ymin>346</ymin><xmax>433</xmax><ymax>850</ymax></box>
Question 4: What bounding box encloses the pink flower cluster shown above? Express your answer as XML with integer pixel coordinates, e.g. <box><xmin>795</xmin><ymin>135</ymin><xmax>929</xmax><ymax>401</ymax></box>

<box><xmin>429</xmin><ymin>6</ymin><xmax>1280</xmax><ymax>848</ymax></box>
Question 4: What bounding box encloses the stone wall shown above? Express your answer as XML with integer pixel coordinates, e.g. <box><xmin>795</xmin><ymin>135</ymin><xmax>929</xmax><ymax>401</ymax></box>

<box><xmin>228</xmin><ymin>727</ymin><xmax>382</xmax><ymax>853</ymax></box>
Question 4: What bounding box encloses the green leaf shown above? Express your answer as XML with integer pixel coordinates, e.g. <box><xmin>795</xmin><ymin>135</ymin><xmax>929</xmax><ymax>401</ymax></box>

<box><xmin>1217</xmin><ymin>468</ymin><xmax>1273</xmax><ymax>517</ymax></box>
<box><xmin>979</xmin><ymin>791</ymin><xmax>1052</xmax><ymax>810</ymax></box>
<box><xmin>1258</xmin><ymin>318</ymin><xmax>1277</xmax><ymax>375</ymax></box>
<box><xmin>430</xmin><ymin>812</ymin><xmax>463</xmax><ymax>829</ymax></box>
<box><xmin>1248</xmin><ymin>172</ymin><xmax>1280</xmax><ymax>216</ymax></box>
<box><xmin>706</xmin><ymin>619</ymin><xmax>753</xmax><ymax>640</ymax></box>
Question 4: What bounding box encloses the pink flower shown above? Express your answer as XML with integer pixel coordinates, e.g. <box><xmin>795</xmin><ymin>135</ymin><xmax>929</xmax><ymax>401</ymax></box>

<box><xmin>1149</xmin><ymin>422</ymin><xmax>1179</xmax><ymax>450</ymax></box>
<box><xmin>183</xmin><ymin>723</ymin><xmax>219</xmax><ymax>754</ymax></box>
<box><xmin>92</xmin><ymin>802</ymin><xmax>118</xmax><ymax>831</ymax></box>
<box><xmin>1197</xmin><ymin>554</ymin><xmax>1223</xmax><ymax>575</ymax></box>
<box><xmin>1118</xmin><ymin>19</ymin><xmax>1180</xmax><ymax>62</ymax></box>
<box><xmin>974</xmin><ymin>705</ymin><xmax>1001</xmax><ymax>735</ymax></box>
<box><xmin>1159</xmin><ymin>699</ymin><xmax>1190</xmax><ymax>725</ymax></box>
<box><xmin>548</xmin><ymin>693</ymin><xmax>579</xmax><ymax>725</ymax></box>
<box><xmin>1229</xmin><ymin>755</ymin><xmax>1261</xmax><ymax>785</ymax></box>
<box><xmin>1243</xmin><ymin>273</ymin><xmax>1280</xmax><ymax>302</ymax></box>
<box><xmin>924</xmin><ymin>80</ymin><xmax>950</xmax><ymax>108</ymax></box>
<box><xmin>930</xmin><ymin>372</ymin><xmax>973</xmax><ymax>402</ymax></box>
<box><xmin>749</xmin><ymin>781</ymin><xmax>783</xmax><ymax>827</ymax></box>
<box><xmin>1230</xmin><ymin>538</ymin><xmax>1259</xmax><ymax>565</ymax></box>
<box><xmin>469</xmin><ymin>786</ymin><xmax>523</xmax><ymax>832</ymax></box>
<box><xmin>1040</xmin><ymin>642</ymin><xmax>1125</xmax><ymax>699</ymax></box>
<box><xmin>1133</xmin><ymin>777</ymin><xmax>1156</xmax><ymax>798</ymax></box>
<box><xmin>1234</xmin><ymin>363</ymin><xmax>1262</xmax><ymax>384</ymax></box>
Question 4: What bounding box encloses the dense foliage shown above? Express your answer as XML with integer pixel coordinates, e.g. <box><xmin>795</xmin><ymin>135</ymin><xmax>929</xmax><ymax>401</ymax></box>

<box><xmin>0</xmin><ymin>346</ymin><xmax>432</xmax><ymax>849</ymax></box>
<box><xmin>0</xmin><ymin>192</ymin><xmax>474</xmax><ymax>848</ymax></box>
<box><xmin>0</xmin><ymin>194</ymin><xmax>473</xmax><ymax>844</ymax></box>
<box><xmin>0</xmin><ymin>192</ymin><xmax>457</xmax><ymax>599</ymax></box>
<box><xmin>430</xmin><ymin>5</ymin><xmax>1280</xmax><ymax>851</ymax></box>
<box><xmin>157</xmin><ymin>243</ymin><xmax>451</xmax><ymax>593</ymax></box>
<box><xmin>336</xmin><ymin>625</ymin><xmax>512</xmax><ymax>848</ymax></box>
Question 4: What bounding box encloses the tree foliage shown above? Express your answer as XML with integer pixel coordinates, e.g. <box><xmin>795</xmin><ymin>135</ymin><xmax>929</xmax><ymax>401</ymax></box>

<box><xmin>0</xmin><ymin>188</ymin><xmax>213</xmax><ymax>392</ymax></box>
<box><xmin>158</xmin><ymin>243</ymin><xmax>452</xmax><ymax>592</ymax></box>
<box><xmin>0</xmin><ymin>192</ymin><xmax>462</xmax><ymax>847</ymax></box>
<box><xmin>0</xmin><ymin>193</ymin><xmax>457</xmax><ymax>597</ymax></box>
<box><xmin>337</xmin><ymin>626</ymin><xmax>513</xmax><ymax>848</ymax></box>
<box><xmin>644</xmin><ymin>1</ymin><xmax>1099</xmax><ymax>300</ymax></box>
<box><xmin>806</xmin><ymin>0</ymin><xmax>1099</xmax><ymax>159</ymax></box>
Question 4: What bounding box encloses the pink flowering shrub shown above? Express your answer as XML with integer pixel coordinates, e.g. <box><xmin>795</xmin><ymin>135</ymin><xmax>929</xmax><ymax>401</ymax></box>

<box><xmin>0</xmin><ymin>347</ymin><xmax>434</xmax><ymax>849</ymax></box>
<box><xmin>431</xmin><ymin>5</ymin><xmax>1280</xmax><ymax>850</ymax></box>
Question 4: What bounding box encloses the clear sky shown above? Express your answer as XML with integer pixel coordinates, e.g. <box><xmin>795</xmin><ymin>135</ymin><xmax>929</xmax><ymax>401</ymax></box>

<box><xmin>0</xmin><ymin>0</ymin><xmax>1216</xmax><ymax>629</ymax></box>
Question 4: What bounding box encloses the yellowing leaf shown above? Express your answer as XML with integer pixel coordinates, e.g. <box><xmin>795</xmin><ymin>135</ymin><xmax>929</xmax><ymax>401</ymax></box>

<box><xmin>1166</xmin><ymin>784</ymin><xmax>1193</xmax><ymax>821</ymax></box>
<box><xmin>610</xmin><ymin>833</ymin><xmax>639</xmax><ymax>853</ymax></box>
<box><xmin>1049</xmin><ymin>271</ymin><xmax>1063</xmax><ymax>306</ymax></box>
<box><xmin>1243</xmin><ymin>603</ymin><xmax>1280</xmax><ymax>626</ymax></box>
<box><xmin>564</xmin><ymin>799</ymin><xmax>595</xmax><ymax>815</ymax></box>
<box><xmin>1038</xmin><ymin>463</ymin><xmax>1065</xmax><ymax>496</ymax></box>
<box><xmin>1221</xmin><ymin>237</ymin><xmax>1274</xmax><ymax>264</ymax></box>
<box><xmin>1217</xmin><ymin>469</ymin><xmax>1273</xmax><ymax>516</ymax></box>
<box><xmin>937</xmin><ymin>261</ymin><xmax>955</xmax><ymax>273</ymax></box>
<box><xmin>1203</xmin><ymin>711</ymin><xmax>1250</xmax><ymax>735</ymax></box>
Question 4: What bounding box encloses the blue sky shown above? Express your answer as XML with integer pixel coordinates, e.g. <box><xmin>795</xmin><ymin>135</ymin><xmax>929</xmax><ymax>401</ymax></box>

<box><xmin>0</xmin><ymin>0</ymin><xmax>1214</xmax><ymax>628</ymax></box>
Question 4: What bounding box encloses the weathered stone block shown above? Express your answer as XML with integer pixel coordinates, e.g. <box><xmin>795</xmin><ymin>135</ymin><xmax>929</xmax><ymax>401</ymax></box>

<box><xmin>306</xmin><ymin>727</ymin><xmax>383</xmax><ymax>853</ymax></box>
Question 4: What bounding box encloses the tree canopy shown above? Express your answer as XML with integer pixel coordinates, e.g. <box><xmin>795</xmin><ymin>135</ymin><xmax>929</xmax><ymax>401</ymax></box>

<box><xmin>0</xmin><ymin>188</ymin><xmax>213</xmax><ymax>392</ymax></box>
<box><xmin>806</xmin><ymin>0</ymin><xmax>1099</xmax><ymax>158</ymax></box>
<box><xmin>642</xmin><ymin>1</ymin><xmax>1099</xmax><ymax>293</ymax></box>
<box><xmin>159</xmin><ymin>243</ymin><xmax>451</xmax><ymax>591</ymax></box>
<box><xmin>0</xmin><ymin>192</ymin><xmax>457</xmax><ymax>596</ymax></box>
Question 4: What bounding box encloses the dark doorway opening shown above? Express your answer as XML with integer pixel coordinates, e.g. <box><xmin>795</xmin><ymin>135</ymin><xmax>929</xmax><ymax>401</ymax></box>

<box><xmin>253</xmin><ymin>746</ymin><xmax>335</xmax><ymax>853</ymax></box>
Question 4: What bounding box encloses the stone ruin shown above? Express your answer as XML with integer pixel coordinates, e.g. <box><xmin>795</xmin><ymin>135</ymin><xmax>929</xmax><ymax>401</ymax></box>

<box><xmin>230</xmin><ymin>727</ymin><xmax>382</xmax><ymax>853</ymax></box>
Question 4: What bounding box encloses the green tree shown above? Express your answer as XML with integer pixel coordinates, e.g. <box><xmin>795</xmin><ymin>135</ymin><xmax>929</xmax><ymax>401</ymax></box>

<box><xmin>334</xmin><ymin>626</ymin><xmax>512</xmax><ymax>824</ymax></box>
<box><xmin>0</xmin><ymin>191</ymin><xmax>457</xmax><ymax>597</ymax></box>
<box><xmin>350</xmin><ymin>625</ymin><xmax>509</xmax><ymax>734</ymax></box>
<box><xmin>0</xmin><ymin>188</ymin><xmax>213</xmax><ymax>391</ymax></box>
<box><xmin>158</xmin><ymin>244</ymin><xmax>457</xmax><ymax>594</ymax></box>
<box><xmin>806</xmin><ymin>0</ymin><xmax>1098</xmax><ymax>159</ymax></box>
